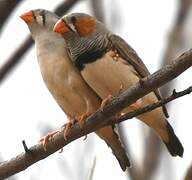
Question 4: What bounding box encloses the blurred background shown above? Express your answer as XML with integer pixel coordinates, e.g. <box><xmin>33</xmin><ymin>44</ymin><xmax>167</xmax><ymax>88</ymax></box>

<box><xmin>0</xmin><ymin>0</ymin><xmax>192</xmax><ymax>179</ymax></box>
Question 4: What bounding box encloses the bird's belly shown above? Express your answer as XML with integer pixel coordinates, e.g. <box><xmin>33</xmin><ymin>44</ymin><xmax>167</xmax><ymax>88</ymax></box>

<box><xmin>81</xmin><ymin>51</ymin><xmax>139</xmax><ymax>99</ymax></box>
<box><xmin>38</xmin><ymin>55</ymin><xmax>100</xmax><ymax>117</ymax></box>
<box><xmin>81</xmin><ymin>51</ymin><xmax>166</xmax><ymax>127</ymax></box>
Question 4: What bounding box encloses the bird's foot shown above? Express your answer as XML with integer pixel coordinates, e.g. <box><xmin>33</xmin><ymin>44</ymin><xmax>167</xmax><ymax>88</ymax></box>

<box><xmin>39</xmin><ymin>131</ymin><xmax>59</xmax><ymax>151</ymax></box>
<box><xmin>78</xmin><ymin>111</ymin><xmax>92</xmax><ymax>128</ymax></box>
<box><xmin>63</xmin><ymin>116</ymin><xmax>77</xmax><ymax>140</ymax></box>
<box><xmin>100</xmin><ymin>94</ymin><xmax>113</xmax><ymax>111</ymax></box>
<box><xmin>63</xmin><ymin>122</ymin><xmax>73</xmax><ymax>141</ymax></box>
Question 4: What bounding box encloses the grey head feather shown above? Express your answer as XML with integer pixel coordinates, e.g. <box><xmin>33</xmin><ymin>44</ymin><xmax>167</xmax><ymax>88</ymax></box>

<box><xmin>27</xmin><ymin>9</ymin><xmax>59</xmax><ymax>39</ymax></box>
<box><xmin>24</xmin><ymin>9</ymin><xmax>67</xmax><ymax>57</ymax></box>
<box><xmin>61</xmin><ymin>13</ymin><xmax>111</xmax><ymax>65</ymax></box>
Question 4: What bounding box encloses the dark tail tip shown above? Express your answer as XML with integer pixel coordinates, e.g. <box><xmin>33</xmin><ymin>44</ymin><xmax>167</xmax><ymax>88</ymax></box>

<box><xmin>113</xmin><ymin>149</ymin><xmax>131</xmax><ymax>171</ymax></box>
<box><xmin>164</xmin><ymin>122</ymin><xmax>184</xmax><ymax>157</ymax></box>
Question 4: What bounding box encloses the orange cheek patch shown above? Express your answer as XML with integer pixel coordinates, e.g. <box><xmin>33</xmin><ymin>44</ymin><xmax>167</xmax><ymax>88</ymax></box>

<box><xmin>75</xmin><ymin>17</ymin><xmax>96</xmax><ymax>37</ymax></box>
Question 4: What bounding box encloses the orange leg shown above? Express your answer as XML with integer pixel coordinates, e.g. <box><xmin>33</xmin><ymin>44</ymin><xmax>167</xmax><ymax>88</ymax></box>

<box><xmin>100</xmin><ymin>94</ymin><xmax>113</xmax><ymax>110</ymax></box>
<box><xmin>39</xmin><ymin>131</ymin><xmax>59</xmax><ymax>151</ymax></box>
<box><xmin>100</xmin><ymin>84</ymin><xmax>124</xmax><ymax>110</ymax></box>
<box><xmin>63</xmin><ymin>116</ymin><xmax>77</xmax><ymax>141</ymax></box>
<box><xmin>78</xmin><ymin>111</ymin><xmax>92</xmax><ymax>128</ymax></box>
<box><xmin>63</xmin><ymin>122</ymin><xmax>72</xmax><ymax>141</ymax></box>
<box><xmin>77</xmin><ymin>111</ymin><xmax>93</xmax><ymax>140</ymax></box>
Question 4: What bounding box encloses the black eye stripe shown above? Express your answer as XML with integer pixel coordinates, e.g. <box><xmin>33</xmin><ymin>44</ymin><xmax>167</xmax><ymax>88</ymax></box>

<box><xmin>62</xmin><ymin>19</ymin><xmax>73</xmax><ymax>32</ymax></box>
<box><xmin>32</xmin><ymin>10</ymin><xmax>36</xmax><ymax>21</ymax></box>
<box><xmin>40</xmin><ymin>10</ymin><xmax>46</xmax><ymax>26</ymax></box>
<box><xmin>42</xmin><ymin>14</ymin><xmax>46</xmax><ymax>26</ymax></box>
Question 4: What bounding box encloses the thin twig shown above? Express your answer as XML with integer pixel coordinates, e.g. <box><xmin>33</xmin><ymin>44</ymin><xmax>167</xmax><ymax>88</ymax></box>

<box><xmin>118</xmin><ymin>86</ymin><xmax>192</xmax><ymax>123</ymax></box>
<box><xmin>0</xmin><ymin>48</ymin><xmax>191</xmax><ymax>179</ymax></box>
<box><xmin>22</xmin><ymin>140</ymin><xmax>31</xmax><ymax>154</ymax></box>
<box><xmin>0</xmin><ymin>0</ymin><xmax>81</xmax><ymax>84</ymax></box>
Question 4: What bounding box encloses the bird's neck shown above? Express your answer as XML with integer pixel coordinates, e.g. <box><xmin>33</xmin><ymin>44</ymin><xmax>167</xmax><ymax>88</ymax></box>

<box><xmin>35</xmin><ymin>31</ymin><xmax>66</xmax><ymax>66</ymax></box>
<box><xmin>65</xmin><ymin>33</ymin><xmax>108</xmax><ymax>71</ymax></box>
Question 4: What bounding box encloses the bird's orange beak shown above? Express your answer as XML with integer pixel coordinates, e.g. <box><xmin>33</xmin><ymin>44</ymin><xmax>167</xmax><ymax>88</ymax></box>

<box><xmin>53</xmin><ymin>19</ymin><xmax>70</xmax><ymax>34</ymax></box>
<box><xmin>20</xmin><ymin>11</ymin><xmax>34</xmax><ymax>24</ymax></box>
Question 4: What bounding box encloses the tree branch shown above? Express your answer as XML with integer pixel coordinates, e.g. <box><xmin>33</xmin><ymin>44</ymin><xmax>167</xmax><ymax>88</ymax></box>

<box><xmin>0</xmin><ymin>36</ymin><xmax>33</xmax><ymax>82</ymax></box>
<box><xmin>118</xmin><ymin>86</ymin><xmax>192</xmax><ymax>123</ymax></box>
<box><xmin>160</xmin><ymin>0</ymin><xmax>192</xmax><ymax>97</ymax></box>
<box><xmin>0</xmin><ymin>0</ymin><xmax>23</xmax><ymax>32</ymax></box>
<box><xmin>0</xmin><ymin>48</ymin><xmax>192</xmax><ymax>178</ymax></box>
<box><xmin>0</xmin><ymin>0</ymin><xmax>81</xmax><ymax>84</ymax></box>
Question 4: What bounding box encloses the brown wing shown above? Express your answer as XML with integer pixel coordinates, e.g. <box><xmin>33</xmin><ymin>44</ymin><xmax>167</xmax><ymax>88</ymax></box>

<box><xmin>108</xmin><ymin>34</ymin><xmax>169</xmax><ymax>118</ymax></box>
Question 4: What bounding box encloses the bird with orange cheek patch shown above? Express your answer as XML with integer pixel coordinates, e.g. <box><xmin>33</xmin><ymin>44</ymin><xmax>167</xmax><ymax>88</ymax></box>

<box><xmin>20</xmin><ymin>9</ymin><xmax>131</xmax><ymax>171</ymax></box>
<box><xmin>53</xmin><ymin>13</ymin><xmax>184</xmax><ymax>157</ymax></box>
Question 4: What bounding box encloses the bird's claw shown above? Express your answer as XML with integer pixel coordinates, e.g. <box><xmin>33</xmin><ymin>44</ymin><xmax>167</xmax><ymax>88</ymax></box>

<box><xmin>83</xmin><ymin>135</ymin><xmax>88</xmax><ymax>140</ymax></box>
<box><xmin>100</xmin><ymin>94</ymin><xmax>113</xmax><ymax>111</ymax></box>
<box><xmin>63</xmin><ymin>122</ymin><xmax>73</xmax><ymax>141</ymax></box>
<box><xmin>39</xmin><ymin>131</ymin><xmax>59</xmax><ymax>151</ymax></box>
<box><xmin>78</xmin><ymin>111</ymin><xmax>92</xmax><ymax>128</ymax></box>
<box><xmin>63</xmin><ymin>112</ymin><xmax>91</xmax><ymax>140</ymax></box>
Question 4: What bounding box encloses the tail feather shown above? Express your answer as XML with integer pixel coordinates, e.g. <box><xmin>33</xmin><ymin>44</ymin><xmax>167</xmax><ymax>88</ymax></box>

<box><xmin>96</xmin><ymin>126</ymin><xmax>130</xmax><ymax>171</ymax></box>
<box><xmin>112</xmin><ymin>145</ymin><xmax>131</xmax><ymax>171</ymax></box>
<box><xmin>163</xmin><ymin>122</ymin><xmax>184</xmax><ymax>157</ymax></box>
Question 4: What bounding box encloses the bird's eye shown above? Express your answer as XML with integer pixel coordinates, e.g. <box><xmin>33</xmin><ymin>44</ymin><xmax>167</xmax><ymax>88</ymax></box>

<box><xmin>70</xmin><ymin>16</ymin><xmax>76</xmax><ymax>24</ymax></box>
